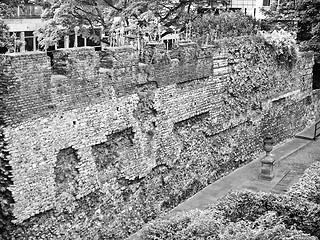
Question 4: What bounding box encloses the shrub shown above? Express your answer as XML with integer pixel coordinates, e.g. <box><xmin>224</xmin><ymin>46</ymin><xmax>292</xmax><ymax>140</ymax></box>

<box><xmin>175</xmin><ymin>209</ymin><xmax>226</xmax><ymax>240</ymax></box>
<box><xmin>140</xmin><ymin>211</ymin><xmax>193</xmax><ymax>240</ymax></box>
<box><xmin>219</xmin><ymin>211</ymin><xmax>317</xmax><ymax>240</ymax></box>
<box><xmin>288</xmin><ymin>162</ymin><xmax>320</xmax><ymax>204</ymax></box>
<box><xmin>213</xmin><ymin>190</ymin><xmax>268</xmax><ymax>222</ymax></box>
<box><xmin>139</xmin><ymin>190</ymin><xmax>320</xmax><ymax>239</ymax></box>
<box><xmin>140</xmin><ymin>209</ymin><xmax>226</xmax><ymax>240</ymax></box>
<box><xmin>213</xmin><ymin>190</ymin><xmax>320</xmax><ymax>238</ymax></box>
<box><xmin>139</xmin><ymin>161</ymin><xmax>320</xmax><ymax>239</ymax></box>
<box><xmin>258</xmin><ymin>29</ymin><xmax>298</xmax><ymax>66</ymax></box>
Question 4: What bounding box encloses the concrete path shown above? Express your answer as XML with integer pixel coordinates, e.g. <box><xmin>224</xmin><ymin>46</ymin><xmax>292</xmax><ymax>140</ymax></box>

<box><xmin>128</xmin><ymin>136</ymin><xmax>320</xmax><ymax>240</ymax></box>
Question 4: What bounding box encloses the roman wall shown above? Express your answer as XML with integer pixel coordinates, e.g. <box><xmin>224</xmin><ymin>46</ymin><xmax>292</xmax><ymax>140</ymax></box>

<box><xmin>0</xmin><ymin>37</ymin><xmax>319</xmax><ymax>239</ymax></box>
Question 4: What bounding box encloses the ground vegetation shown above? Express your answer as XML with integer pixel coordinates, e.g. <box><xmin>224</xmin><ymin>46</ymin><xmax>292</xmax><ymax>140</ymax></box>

<box><xmin>139</xmin><ymin>162</ymin><xmax>320</xmax><ymax>239</ymax></box>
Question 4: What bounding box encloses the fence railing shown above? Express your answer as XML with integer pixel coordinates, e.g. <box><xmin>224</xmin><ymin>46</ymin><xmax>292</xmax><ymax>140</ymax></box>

<box><xmin>314</xmin><ymin>119</ymin><xmax>320</xmax><ymax>140</ymax></box>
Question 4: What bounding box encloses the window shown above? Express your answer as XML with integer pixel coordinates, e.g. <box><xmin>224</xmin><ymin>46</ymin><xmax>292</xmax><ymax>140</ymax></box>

<box><xmin>87</xmin><ymin>37</ymin><xmax>100</xmax><ymax>47</ymax></box>
<box><xmin>263</xmin><ymin>0</ymin><xmax>270</xmax><ymax>6</ymax></box>
<box><xmin>25</xmin><ymin>31</ymin><xmax>35</xmax><ymax>51</ymax></box>
<box><xmin>18</xmin><ymin>4</ymin><xmax>43</xmax><ymax>17</ymax></box>
<box><xmin>77</xmin><ymin>36</ymin><xmax>85</xmax><ymax>47</ymax></box>
<box><xmin>57</xmin><ymin>38</ymin><xmax>65</xmax><ymax>49</ymax></box>
<box><xmin>69</xmin><ymin>34</ymin><xmax>75</xmax><ymax>48</ymax></box>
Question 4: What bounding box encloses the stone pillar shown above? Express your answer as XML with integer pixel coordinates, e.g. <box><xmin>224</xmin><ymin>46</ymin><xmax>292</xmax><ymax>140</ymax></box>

<box><xmin>20</xmin><ymin>31</ymin><xmax>25</xmax><ymax>52</ymax></box>
<box><xmin>64</xmin><ymin>35</ymin><xmax>69</xmax><ymax>49</ymax></box>
<box><xmin>259</xmin><ymin>135</ymin><xmax>275</xmax><ymax>180</ymax></box>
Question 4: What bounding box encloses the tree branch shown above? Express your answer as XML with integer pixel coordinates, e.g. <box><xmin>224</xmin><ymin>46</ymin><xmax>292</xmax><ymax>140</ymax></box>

<box><xmin>101</xmin><ymin>0</ymin><xmax>122</xmax><ymax>11</ymax></box>
<box><xmin>160</xmin><ymin>0</ymin><xmax>191</xmax><ymax>22</ymax></box>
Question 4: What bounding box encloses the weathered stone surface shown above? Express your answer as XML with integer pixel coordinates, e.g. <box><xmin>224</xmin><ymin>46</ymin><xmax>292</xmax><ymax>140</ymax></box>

<box><xmin>0</xmin><ymin>38</ymin><xmax>319</xmax><ymax>239</ymax></box>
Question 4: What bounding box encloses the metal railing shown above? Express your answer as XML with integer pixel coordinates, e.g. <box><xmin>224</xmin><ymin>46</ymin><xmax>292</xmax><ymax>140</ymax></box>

<box><xmin>314</xmin><ymin>119</ymin><xmax>320</xmax><ymax>140</ymax></box>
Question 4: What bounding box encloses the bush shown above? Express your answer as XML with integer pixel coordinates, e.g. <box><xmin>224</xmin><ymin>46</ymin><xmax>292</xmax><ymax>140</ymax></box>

<box><xmin>214</xmin><ymin>190</ymin><xmax>320</xmax><ymax>237</ymax></box>
<box><xmin>220</xmin><ymin>211</ymin><xmax>317</xmax><ymax>240</ymax></box>
<box><xmin>139</xmin><ymin>190</ymin><xmax>320</xmax><ymax>239</ymax></box>
<box><xmin>213</xmin><ymin>190</ymin><xmax>268</xmax><ymax>222</ymax></box>
<box><xmin>139</xmin><ymin>162</ymin><xmax>320</xmax><ymax>239</ymax></box>
<box><xmin>258</xmin><ymin>29</ymin><xmax>298</xmax><ymax>66</ymax></box>
<box><xmin>288</xmin><ymin>162</ymin><xmax>320</xmax><ymax>204</ymax></box>
<box><xmin>140</xmin><ymin>209</ymin><xmax>226</xmax><ymax>240</ymax></box>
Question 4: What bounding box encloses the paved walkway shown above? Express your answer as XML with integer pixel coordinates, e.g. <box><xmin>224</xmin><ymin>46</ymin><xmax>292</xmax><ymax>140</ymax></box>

<box><xmin>128</xmin><ymin>135</ymin><xmax>320</xmax><ymax>240</ymax></box>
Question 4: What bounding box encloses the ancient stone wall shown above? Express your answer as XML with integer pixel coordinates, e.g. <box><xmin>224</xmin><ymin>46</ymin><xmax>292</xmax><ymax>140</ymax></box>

<box><xmin>0</xmin><ymin>37</ymin><xmax>319</xmax><ymax>239</ymax></box>
<box><xmin>0</xmin><ymin>52</ymin><xmax>52</xmax><ymax>125</ymax></box>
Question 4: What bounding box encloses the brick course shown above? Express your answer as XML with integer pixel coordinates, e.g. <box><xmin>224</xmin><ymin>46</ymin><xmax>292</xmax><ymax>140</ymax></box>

<box><xmin>0</xmin><ymin>38</ymin><xmax>319</xmax><ymax>239</ymax></box>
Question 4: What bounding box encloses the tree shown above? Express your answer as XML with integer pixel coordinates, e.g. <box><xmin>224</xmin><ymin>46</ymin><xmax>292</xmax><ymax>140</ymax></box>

<box><xmin>0</xmin><ymin>19</ymin><xmax>12</xmax><ymax>52</ymax></box>
<box><xmin>0</xmin><ymin>0</ymin><xmax>43</xmax><ymax>53</ymax></box>
<box><xmin>295</xmin><ymin>0</ymin><xmax>320</xmax><ymax>52</ymax></box>
<box><xmin>262</xmin><ymin>0</ymin><xmax>320</xmax><ymax>52</ymax></box>
<box><xmin>0</xmin><ymin>0</ymin><xmax>22</xmax><ymax>52</ymax></box>
<box><xmin>35</xmin><ymin>0</ymin><xmax>229</xmax><ymax>48</ymax></box>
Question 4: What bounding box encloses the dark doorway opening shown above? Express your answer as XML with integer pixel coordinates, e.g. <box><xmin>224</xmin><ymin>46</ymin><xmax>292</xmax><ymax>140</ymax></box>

<box><xmin>313</xmin><ymin>61</ymin><xmax>320</xmax><ymax>90</ymax></box>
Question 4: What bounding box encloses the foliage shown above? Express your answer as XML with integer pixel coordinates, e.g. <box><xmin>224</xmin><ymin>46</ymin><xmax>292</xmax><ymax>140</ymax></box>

<box><xmin>36</xmin><ymin>0</ymin><xmax>106</xmax><ymax>48</ymax></box>
<box><xmin>36</xmin><ymin>0</ymin><xmax>231</xmax><ymax>47</ymax></box>
<box><xmin>139</xmin><ymin>161</ymin><xmax>320</xmax><ymax>239</ymax></box>
<box><xmin>0</xmin><ymin>1</ymin><xmax>39</xmax><ymax>53</ymax></box>
<box><xmin>140</xmin><ymin>191</ymin><xmax>319</xmax><ymax>240</ymax></box>
<box><xmin>215</xmin><ymin>191</ymin><xmax>320</xmax><ymax>237</ymax></box>
<box><xmin>0</xmin><ymin>1</ymin><xmax>18</xmax><ymax>51</ymax></box>
<box><xmin>191</xmin><ymin>11</ymin><xmax>259</xmax><ymax>45</ymax></box>
<box><xmin>219</xmin><ymin>212</ymin><xmax>316</xmax><ymax>240</ymax></box>
<box><xmin>259</xmin><ymin>29</ymin><xmax>298</xmax><ymax>65</ymax></box>
<box><xmin>287</xmin><ymin>162</ymin><xmax>320</xmax><ymax>204</ymax></box>
<box><xmin>139</xmin><ymin>189</ymin><xmax>320</xmax><ymax>239</ymax></box>
<box><xmin>295</xmin><ymin>0</ymin><xmax>320</xmax><ymax>52</ymax></box>
<box><xmin>217</xmin><ymin>35</ymin><xmax>300</xmax><ymax>127</ymax></box>
<box><xmin>140</xmin><ymin>208</ymin><xmax>225</xmax><ymax>240</ymax></box>
<box><xmin>0</xmin><ymin>0</ymin><xmax>45</xmax><ymax>18</ymax></box>
<box><xmin>0</xmin><ymin>19</ymin><xmax>12</xmax><ymax>51</ymax></box>
<box><xmin>262</xmin><ymin>0</ymin><xmax>320</xmax><ymax>52</ymax></box>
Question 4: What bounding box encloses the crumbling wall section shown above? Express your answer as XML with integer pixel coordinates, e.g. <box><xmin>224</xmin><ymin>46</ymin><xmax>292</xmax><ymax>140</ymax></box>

<box><xmin>0</xmin><ymin>37</ymin><xmax>318</xmax><ymax>240</ymax></box>
<box><xmin>51</xmin><ymin>47</ymin><xmax>106</xmax><ymax>111</ymax></box>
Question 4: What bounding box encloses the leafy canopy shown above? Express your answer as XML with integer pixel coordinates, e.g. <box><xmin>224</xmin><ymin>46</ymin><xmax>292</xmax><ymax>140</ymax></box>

<box><xmin>263</xmin><ymin>0</ymin><xmax>320</xmax><ymax>52</ymax></box>
<box><xmin>35</xmin><ymin>0</ymin><xmax>229</xmax><ymax>47</ymax></box>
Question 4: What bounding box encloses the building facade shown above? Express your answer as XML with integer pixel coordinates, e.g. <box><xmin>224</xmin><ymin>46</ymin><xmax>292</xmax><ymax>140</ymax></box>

<box><xmin>3</xmin><ymin>3</ymin><xmax>101</xmax><ymax>53</ymax></box>
<box><xmin>229</xmin><ymin>0</ymin><xmax>275</xmax><ymax>18</ymax></box>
